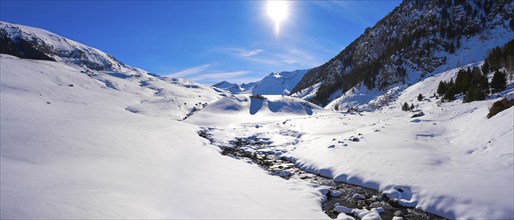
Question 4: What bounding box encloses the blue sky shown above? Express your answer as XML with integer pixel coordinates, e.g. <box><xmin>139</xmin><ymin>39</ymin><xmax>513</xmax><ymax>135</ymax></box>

<box><xmin>1</xmin><ymin>0</ymin><xmax>401</xmax><ymax>84</ymax></box>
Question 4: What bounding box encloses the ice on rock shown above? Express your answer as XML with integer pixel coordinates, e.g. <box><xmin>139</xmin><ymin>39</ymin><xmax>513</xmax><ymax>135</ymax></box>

<box><xmin>334</xmin><ymin>205</ymin><xmax>353</xmax><ymax>214</ymax></box>
<box><xmin>352</xmin><ymin>193</ymin><xmax>365</xmax><ymax>199</ymax></box>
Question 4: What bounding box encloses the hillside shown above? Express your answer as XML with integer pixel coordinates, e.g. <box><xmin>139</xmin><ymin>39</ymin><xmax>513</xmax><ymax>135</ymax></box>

<box><xmin>291</xmin><ymin>0</ymin><xmax>514</xmax><ymax>106</ymax></box>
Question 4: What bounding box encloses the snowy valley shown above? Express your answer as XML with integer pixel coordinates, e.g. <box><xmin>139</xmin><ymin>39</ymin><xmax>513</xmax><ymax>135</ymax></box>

<box><xmin>1</xmin><ymin>3</ymin><xmax>514</xmax><ymax>220</ymax></box>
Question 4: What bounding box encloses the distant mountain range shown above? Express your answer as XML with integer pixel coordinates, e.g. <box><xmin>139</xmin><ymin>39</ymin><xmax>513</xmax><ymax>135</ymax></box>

<box><xmin>213</xmin><ymin>69</ymin><xmax>308</xmax><ymax>95</ymax></box>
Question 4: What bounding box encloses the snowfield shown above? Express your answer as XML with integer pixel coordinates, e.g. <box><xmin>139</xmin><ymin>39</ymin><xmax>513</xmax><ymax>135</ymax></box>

<box><xmin>1</xmin><ymin>53</ymin><xmax>513</xmax><ymax>219</ymax></box>
<box><xmin>0</xmin><ymin>55</ymin><xmax>327</xmax><ymax>219</ymax></box>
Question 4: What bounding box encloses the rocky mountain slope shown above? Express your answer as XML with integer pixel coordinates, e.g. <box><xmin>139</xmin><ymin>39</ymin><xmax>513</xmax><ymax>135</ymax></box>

<box><xmin>291</xmin><ymin>0</ymin><xmax>514</xmax><ymax>106</ymax></box>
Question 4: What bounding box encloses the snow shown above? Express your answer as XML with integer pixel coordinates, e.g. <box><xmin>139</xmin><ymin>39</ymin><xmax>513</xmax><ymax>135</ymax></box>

<box><xmin>185</xmin><ymin>64</ymin><xmax>514</xmax><ymax>219</ymax></box>
<box><xmin>2</xmin><ymin>21</ymin><xmax>514</xmax><ymax>220</ymax></box>
<box><xmin>0</xmin><ymin>21</ymin><xmax>140</xmax><ymax>74</ymax></box>
<box><xmin>336</xmin><ymin>212</ymin><xmax>355</xmax><ymax>220</ymax></box>
<box><xmin>0</xmin><ymin>54</ymin><xmax>327</xmax><ymax>219</ymax></box>
<box><xmin>212</xmin><ymin>80</ymin><xmax>244</xmax><ymax>93</ymax></box>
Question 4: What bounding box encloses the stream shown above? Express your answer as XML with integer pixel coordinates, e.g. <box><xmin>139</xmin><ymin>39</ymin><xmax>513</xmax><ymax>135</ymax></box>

<box><xmin>198</xmin><ymin>127</ymin><xmax>445</xmax><ymax>220</ymax></box>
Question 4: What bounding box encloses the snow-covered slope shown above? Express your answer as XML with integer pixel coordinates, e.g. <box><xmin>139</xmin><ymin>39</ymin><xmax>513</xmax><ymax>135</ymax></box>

<box><xmin>0</xmin><ymin>54</ymin><xmax>327</xmax><ymax>219</ymax></box>
<box><xmin>252</xmin><ymin>69</ymin><xmax>308</xmax><ymax>95</ymax></box>
<box><xmin>186</xmin><ymin>94</ymin><xmax>322</xmax><ymax>126</ymax></box>
<box><xmin>0</xmin><ymin>21</ymin><xmax>331</xmax><ymax>219</ymax></box>
<box><xmin>0</xmin><ymin>21</ymin><xmax>139</xmax><ymax>73</ymax></box>
<box><xmin>188</xmin><ymin>63</ymin><xmax>514</xmax><ymax>219</ymax></box>
<box><xmin>212</xmin><ymin>80</ymin><xmax>245</xmax><ymax>93</ymax></box>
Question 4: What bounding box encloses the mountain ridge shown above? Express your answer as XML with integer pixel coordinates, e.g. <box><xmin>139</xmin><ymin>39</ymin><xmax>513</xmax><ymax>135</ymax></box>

<box><xmin>291</xmin><ymin>0</ymin><xmax>514</xmax><ymax>106</ymax></box>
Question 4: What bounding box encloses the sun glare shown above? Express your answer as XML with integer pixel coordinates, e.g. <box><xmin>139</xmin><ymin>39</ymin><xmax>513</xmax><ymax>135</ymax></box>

<box><xmin>266</xmin><ymin>1</ymin><xmax>289</xmax><ymax>36</ymax></box>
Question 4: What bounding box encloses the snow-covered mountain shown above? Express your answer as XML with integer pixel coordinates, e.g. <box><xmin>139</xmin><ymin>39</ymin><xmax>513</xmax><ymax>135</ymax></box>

<box><xmin>252</xmin><ymin>69</ymin><xmax>308</xmax><ymax>95</ymax></box>
<box><xmin>291</xmin><ymin>0</ymin><xmax>514</xmax><ymax>106</ymax></box>
<box><xmin>212</xmin><ymin>80</ymin><xmax>245</xmax><ymax>93</ymax></box>
<box><xmin>212</xmin><ymin>69</ymin><xmax>308</xmax><ymax>95</ymax></box>
<box><xmin>0</xmin><ymin>21</ymin><xmax>142</xmax><ymax>73</ymax></box>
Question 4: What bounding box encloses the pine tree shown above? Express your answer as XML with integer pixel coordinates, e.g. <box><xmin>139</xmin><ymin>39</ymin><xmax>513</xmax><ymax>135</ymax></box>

<box><xmin>417</xmin><ymin>93</ymin><xmax>424</xmax><ymax>101</ymax></box>
<box><xmin>478</xmin><ymin>74</ymin><xmax>490</xmax><ymax>95</ymax></box>
<box><xmin>444</xmin><ymin>84</ymin><xmax>456</xmax><ymax>101</ymax></box>
<box><xmin>410</xmin><ymin>103</ymin><xmax>415</xmax><ymax>110</ymax></box>
<box><xmin>464</xmin><ymin>87</ymin><xmax>486</xmax><ymax>103</ymax></box>
<box><xmin>482</xmin><ymin>61</ymin><xmax>490</xmax><ymax>74</ymax></box>
<box><xmin>490</xmin><ymin>70</ymin><xmax>507</xmax><ymax>93</ymax></box>
<box><xmin>437</xmin><ymin>81</ymin><xmax>447</xmax><ymax>95</ymax></box>
<box><xmin>402</xmin><ymin>102</ymin><xmax>410</xmax><ymax>111</ymax></box>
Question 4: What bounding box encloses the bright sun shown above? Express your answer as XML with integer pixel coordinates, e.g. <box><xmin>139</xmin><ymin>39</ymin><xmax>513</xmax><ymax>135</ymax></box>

<box><xmin>266</xmin><ymin>1</ymin><xmax>289</xmax><ymax>35</ymax></box>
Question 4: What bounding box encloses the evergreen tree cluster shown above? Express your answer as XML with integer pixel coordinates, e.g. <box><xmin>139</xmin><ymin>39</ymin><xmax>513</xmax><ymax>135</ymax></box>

<box><xmin>402</xmin><ymin>102</ymin><xmax>415</xmax><ymax>111</ymax></box>
<box><xmin>437</xmin><ymin>67</ymin><xmax>489</xmax><ymax>103</ymax></box>
<box><xmin>482</xmin><ymin>39</ymin><xmax>514</xmax><ymax>79</ymax></box>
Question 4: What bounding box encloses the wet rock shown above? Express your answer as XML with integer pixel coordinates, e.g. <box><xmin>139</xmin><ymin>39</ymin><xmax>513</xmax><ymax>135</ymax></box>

<box><xmin>334</xmin><ymin>204</ymin><xmax>353</xmax><ymax>214</ymax></box>
<box><xmin>369</xmin><ymin>201</ymin><xmax>381</xmax><ymax>208</ymax></box>
<box><xmin>369</xmin><ymin>195</ymin><xmax>381</xmax><ymax>202</ymax></box>
<box><xmin>353</xmin><ymin>193</ymin><xmax>365</xmax><ymax>199</ymax></box>
<box><xmin>330</xmin><ymin>190</ymin><xmax>342</xmax><ymax>197</ymax></box>
<box><xmin>320</xmin><ymin>188</ymin><xmax>330</xmax><ymax>195</ymax></box>
<box><xmin>394</xmin><ymin>210</ymin><xmax>403</xmax><ymax>216</ymax></box>
<box><xmin>271</xmin><ymin>170</ymin><xmax>291</xmax><ymax>178</ymax></box>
